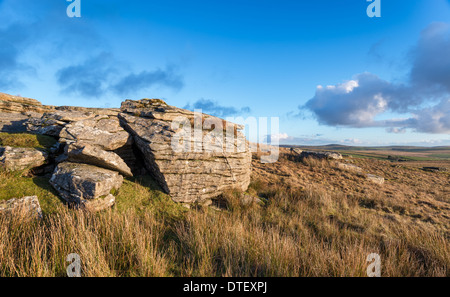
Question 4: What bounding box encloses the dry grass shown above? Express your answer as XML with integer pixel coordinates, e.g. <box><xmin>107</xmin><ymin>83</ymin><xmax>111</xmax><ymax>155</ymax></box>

<box><xmin>0</xmin><ymin>149</ymin><xmax>449</xmax><ymax>277</ymax></box>
<box><xmin>0</xmin><ymin>207</ymin><xmax>170</xmax><ymax>277</ymax></box>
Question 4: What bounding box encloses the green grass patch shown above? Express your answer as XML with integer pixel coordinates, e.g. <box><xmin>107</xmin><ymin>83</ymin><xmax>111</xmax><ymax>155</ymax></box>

<box><xmin>0</xmin><ymin>170</ymin><xmax>186</xmax><ymax>220</ymax></box>
<box><xmin>115</xmin><ymin>175</ymin><xmax>187</xmax><ymax>221</ymax></box>
<box><xmin>429</xmin><ymin>154</ymin><xmax>450</xmax><ymax>160</ymax></box>
<box><xmin>0</xmin><ymin>132</ymin><xmax>57</xmax><ymax>151</ymax></box>
<box><xmin>0</xmin><ymin>170</ymin><xmax>63</xmax><ymax>214</ymax></box>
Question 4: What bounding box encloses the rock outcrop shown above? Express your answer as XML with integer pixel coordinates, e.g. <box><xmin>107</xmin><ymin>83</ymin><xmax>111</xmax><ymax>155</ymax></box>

<box><xmin>0</xmin><ymin>93</ymin><xmax>253</xmax><ymax>208</ymax></box>
<box><xmin>119</xmin><ymin>99</ymin><xmax>252</xmax><ymax>203</ymax></box>
<box><xmin>50</xmin><ymin>162</ymin><xmax>123</xmax><ymax>210</ymax></box>
<box><xmin>0</xmin><ymin>196</ymin><xmax>43</xmax><ymax>219</ymax></box>
<box><xmin>0</xmin><ymin>146</ymin><xmax>48</xmax><ymax>171</ymax></box>
<box><xmin>0</xmin><ymin>92</ymin><xmax>49</xmax><ymax>114</ymax></box>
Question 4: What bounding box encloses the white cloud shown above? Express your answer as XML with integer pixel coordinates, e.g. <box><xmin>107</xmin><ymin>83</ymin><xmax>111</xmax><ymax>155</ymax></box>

<box><xmin>303</xmin><ymin>22</ymin><xmax>450</xmax><ymax>135</ymax></box>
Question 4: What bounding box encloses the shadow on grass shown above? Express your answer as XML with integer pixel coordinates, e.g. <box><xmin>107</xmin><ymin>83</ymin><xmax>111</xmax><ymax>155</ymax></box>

<box><xmin>32</xmin><ymin>176</ymin><xmax>67</xmax><ymax>214</ymax></box>
<box><xmin>125</xmin><ymin>174</ymin><xmax>164</xmax><ymax>192</ymax></box>
<box><xmin>36</xmin><ymin>134</ymin><xmax>58</xmax><ymax>150</ymax></box>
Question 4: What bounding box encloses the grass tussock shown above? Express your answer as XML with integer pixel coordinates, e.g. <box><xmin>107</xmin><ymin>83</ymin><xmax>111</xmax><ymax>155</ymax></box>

<box><xmin>0</xmin><ymin>207</ymin><xmax>170</xmax><ymax>277</ymax></box>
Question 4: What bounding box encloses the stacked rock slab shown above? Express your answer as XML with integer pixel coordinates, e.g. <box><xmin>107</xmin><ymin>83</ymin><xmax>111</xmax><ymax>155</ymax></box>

<box><xmin>119</xmin><ymin>99</ymin><xmax>252</xmax><ymax>203</ymax></box>
<box><xmin>50</xmin><ymin>162</ymin><xmax>122</xmax><ymax>211</ymax></box>
<box><xmin>50</xmin><ymin>115</ymin><xmax>133</xmax><ymax>210</ymax></box>
<box><xmin>66</xmin><ymin>143</ymin><xmax>133</xmax><ymax>177</ymax></box>
<box><xmin>0</xmin><ymin>146</ymin><xmax>48</xmax><ymax>171</ymax></box>
<box><xmin>59</xmin><ymin>116</ymin><xmax>131</xmax><ymax>151</ymax></box>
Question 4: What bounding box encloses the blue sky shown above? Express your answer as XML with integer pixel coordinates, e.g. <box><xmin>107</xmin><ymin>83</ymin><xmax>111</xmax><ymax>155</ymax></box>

<box><xmin>1</xmin><ymin>0</ymin><xmax>450</xmax><ymax>146</ymax></box>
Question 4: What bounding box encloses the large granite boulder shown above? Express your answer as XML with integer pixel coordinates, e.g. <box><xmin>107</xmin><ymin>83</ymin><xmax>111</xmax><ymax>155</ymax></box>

<box><xmin>119</xmin><ymin>99</ymin><xmax>252</xmax><ymax>203</ymax></box>
<box><xmin>0</xmin><ymin>146</ymin><xmax>48</xmax><ymax>171</ymax></box>
<box><xmin>66</xmin><ymin>143</ymin><xmax>132</xmax><ymax>177</ymax></box>
<box><xmin>50</xmin><ymin>162</ymin><xmax>123</xmax><ymax>210</ymax></box>
<box><xmin>0</xmin><ymin>196</ymin><xmax>43</xmax><ymax>219</ymax></box>
<box><xmin>59</xmin><ymin>116</ymin><xmax>132</xmax><ymax>151</ymax></box>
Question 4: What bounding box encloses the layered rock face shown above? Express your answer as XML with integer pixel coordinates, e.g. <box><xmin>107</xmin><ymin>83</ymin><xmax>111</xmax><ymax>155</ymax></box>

<box><xmin>66</xmin><ymin>143</ymin><xmax>133</xmax><ymax>177</ymax></box>
<box><xmin>50</xmin><ymin>162</ymin><xmax>122</xmax><ymax>210</ymax></box>
<box><xmin>119</xmin><ymin>99</ymin><xmax>252</xmax><ymax>203</ymax></box>
<box><xmin>0</xmin><ymin>93</ymin><xmax>252</xmax><ymax>208</ymax></box>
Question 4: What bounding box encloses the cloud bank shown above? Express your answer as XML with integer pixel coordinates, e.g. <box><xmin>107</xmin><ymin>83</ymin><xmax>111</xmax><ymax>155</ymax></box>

<box><xmin>303</xmin><ymin>22</ymin><xmax>450</xmax><ymax>134</ymax></box>
<box><xmin>56</xmin><ymin>54</ymin><xmax>184</xmax><ymax>98</ymax></box>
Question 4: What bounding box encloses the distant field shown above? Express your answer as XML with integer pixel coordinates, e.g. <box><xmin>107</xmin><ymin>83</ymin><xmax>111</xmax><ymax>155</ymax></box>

<box><xmin>283</xmin><ymin>145</ymin><xmax>450</xmax><ymax>164</ymax></box>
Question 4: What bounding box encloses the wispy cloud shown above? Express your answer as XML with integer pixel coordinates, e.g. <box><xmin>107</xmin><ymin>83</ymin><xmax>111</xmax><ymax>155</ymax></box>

<box><xmin>56</xmin><ymin>54</ymin><xmax>184</xmax><ymax>98</ymax></box>
<box><xmin>112</xmin><ymin>66</ymin><xmax>184</xmax><ymax>96</ymax></box>
<box><xmin>184</xmin><ymin>99</ymin><xmax>251</xmax><ymax>117</ymax></box>
<box><xmin>56</xmin><ymin>53</ymin><xmax>117</xmax><ymax>98</ymax></box>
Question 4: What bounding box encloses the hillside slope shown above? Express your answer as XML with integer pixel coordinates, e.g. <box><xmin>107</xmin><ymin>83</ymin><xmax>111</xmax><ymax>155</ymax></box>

<box><xmin>0</xmin><ymin>147</ymin><xmax>448</xmax><ymax>276</ymax></box>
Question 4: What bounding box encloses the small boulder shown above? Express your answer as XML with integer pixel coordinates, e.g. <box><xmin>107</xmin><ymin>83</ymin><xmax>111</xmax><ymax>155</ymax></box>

<box><xmin>0</xmin><ymin>146</ymin><xmax>48</xmax><ymax>171</ymax></box>
<box><xmin>241</xmin><ymin>194</ymin><xmax>263</xmax><ymax>206</ymax></box>
<box><xmin>50</xmin><ymin>162</ymin><xmax>123</xmax><ymax>210</ymax></box>
<box><xmin>337</xmin><ymin>163</ymin><xmax>363</xmax><ymax>174</ymax></box>
<box><xmin>301</xmin><ymin>151</ymin><xmax>343</xmax><ymax>160</ymax></box>
<box><xmin>66</xmin><ymin>143</ymin><xmax>133</xmax><ymax>177</ymax></box>
<box><xmin>0</xmin><ymin>196</ymin><xmax>43</xmax><ymax>219</ymax></box>
<box><xmin>422</xmin><ymin>167</ymin><xmax>448</xmax><ymax>173</ymax></box>
<box><xmin>290</xmin><ymin>148</ymin><xmax>303</xmax><ymax>155</ymax></box>
<box><xmin>366</xmin><ymin>174</ymin><xmax>385</xmax><ymax>185</ymax></box>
